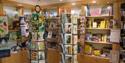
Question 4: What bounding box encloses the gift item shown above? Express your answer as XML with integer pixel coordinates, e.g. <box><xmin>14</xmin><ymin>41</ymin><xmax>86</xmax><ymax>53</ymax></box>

<box><xmin>84</xmin><ymin>44</ymin><xmax>92</xmax><ymax>54</ymax></box>
<box><xmin>93</xmin><ymin>49</ymin><xmax>101</xmax><ymax>56</ymax></box>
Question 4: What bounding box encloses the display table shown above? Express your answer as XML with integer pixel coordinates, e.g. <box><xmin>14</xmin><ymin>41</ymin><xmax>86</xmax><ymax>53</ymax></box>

<box><xmin>77</xmin><ymin>53</ymin><xmax>111</xmax><ymax>63</ymax></box>
<box><xmin>0</xmin><ymin>49</ymin><xmax>29</xmax><ymax>63</ymax></box>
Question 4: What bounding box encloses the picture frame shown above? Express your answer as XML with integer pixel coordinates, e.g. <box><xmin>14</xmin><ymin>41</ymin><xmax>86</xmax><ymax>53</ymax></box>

<box><xmin>65</xmin><ymin>56</ymin><xmax>73</xmax><ymax>63</ymax></box>
<box><xmin>71</xmin><ymin>15</ymin><xmax>78</xmax><ymax>24</ymax></box>
<box><xmin>65</xmin><ymin>23</ymin><xmax>72</xmax><ymax>34</ymax></box>
<box><xmin>72</xmin><ymin>25</ymin><xmax>77</xmax><ymax>34</ymax></box>
<box><xmin>65</xmin><ymin>34</ymin><xmax>72</xmax><ymax>44</ymax></box>
<box><xmin>73</xmin><ymin>45</ymin><xmax>78</xmax><ymax>54</ymax></box>
<box><xmin>65</xmin><ymin>45</ymin><xmax>73</xmax><ymax>55</ymax></box>
<box><xmin>38</xmin><ymin>52</ymin><xmax>45</xmax><ymax>60</ymax></box>
<box><xmin>73</xmin><ymin>35</ymin><xmax>78</xmax><ymax>44</ymax></box>
<box><xmin>37</xmin><ymin>42</ymin><xmax>45</xmax><ymax>50</ymax></box>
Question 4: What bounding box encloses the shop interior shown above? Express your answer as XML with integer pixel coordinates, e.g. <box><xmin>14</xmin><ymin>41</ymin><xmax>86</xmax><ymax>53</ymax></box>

<box><xmin>0</xmin><ymin>0</ymin><xmax>125</xmax><ymax>63</ymax></box>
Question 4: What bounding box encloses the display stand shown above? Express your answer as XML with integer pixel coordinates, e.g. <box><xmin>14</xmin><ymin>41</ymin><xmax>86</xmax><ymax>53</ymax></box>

<box><xmin>120</xmin><ymin>3</ymin><xmax>125</xmax><ymax>63</ymax></box>
<box><xmin>61</xmin><ymin>13</ymin><xmax>78</xmax><ymax>63</ymax></box>
<box><xmin>29</xmin><ymin>5</ymin><xmax>46</xmax><ymax>63</ymax></box>
<box><xmin>45</xmin><ymin>17</ymin><xmax>61</xmax><ymax>63</ymax></box>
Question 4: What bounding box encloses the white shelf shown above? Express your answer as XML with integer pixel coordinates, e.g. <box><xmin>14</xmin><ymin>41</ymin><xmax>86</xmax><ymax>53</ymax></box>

<box><xmin>85</xmin><ymin>54</ymin><xmax>110</xmax><ymax>60</ymax></box>
<box><xmin>85</xmin><ymin>41</ymin><xmax>112</xmax><ymax>45</ymax></box>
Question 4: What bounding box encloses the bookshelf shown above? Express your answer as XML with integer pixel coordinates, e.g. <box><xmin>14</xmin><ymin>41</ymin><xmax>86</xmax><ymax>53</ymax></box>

<box><xmin>77</xmin><ymin>5</ymin><xmax>114</xmax><ymax>63</ymax></box>
<box><xmin>86</xmin><ymin>16</ymin><xmax>113</xmax><ymax>19</ymax></box>
<box><xmin>84</xmin><ymin>54</ymin><xmax>110</xmax><ymax>60</ymax></box>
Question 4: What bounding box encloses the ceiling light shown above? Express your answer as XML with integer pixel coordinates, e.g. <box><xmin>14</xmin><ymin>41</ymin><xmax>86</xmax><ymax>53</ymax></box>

<box><xmin>72</xmin><ymin>3</ymin><xmax>76</xmax><ymax>5</ymax></box>
<box><xmin>92</xmin><ymin>0</ymin><xmax>96</xmax><ymax>3</ymax></box>
<box><xmin>107</xmin><ymin>6</ymin><xmax>112</xmax><ymax>10</ymax></box>
<box><xmin>107</xmin><ymin>2</ymin><xmax>110</xmax><ymax>4</ymax></box>
<box><xmin>60</xmin><ymin>0</ymin><xmax>63</xmax><ymax>1</ymax></box>
<box><xmin>17</xmin><ymin>4</ymin><xmax>23</xmax><ymax>7</ymax></box>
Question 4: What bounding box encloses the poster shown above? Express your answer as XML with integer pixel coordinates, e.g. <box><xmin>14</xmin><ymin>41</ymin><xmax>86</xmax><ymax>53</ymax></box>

<box><xmin>0</xmin><ymin>16</ymin><xmax>8</xmax><ymax>37</ymax></box>
<box><xmin>110</xmin><ymin>29</ymin><xmax>120</xmax><ymax>43</ymax></box>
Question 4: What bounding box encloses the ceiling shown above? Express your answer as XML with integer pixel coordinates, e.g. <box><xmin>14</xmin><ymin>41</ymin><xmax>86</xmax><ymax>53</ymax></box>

<box><xmin>1</xmin><ymin>0</ymin><xmax>124</xmax><ymax>8</ymax></box>
<box><xmin>4</xmin><ymin>0</ymin><xmax>82</xmax><ymax>5</ymax></box>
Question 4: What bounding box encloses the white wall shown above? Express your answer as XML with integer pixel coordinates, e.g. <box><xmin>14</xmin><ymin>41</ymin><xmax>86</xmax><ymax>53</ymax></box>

<box><xmin>3</xmin><ymin>6</ymin><xmax>32</xmax><ymax>16</ymax></box>
<box><xmin>3</xmin><ymin>6</ymin><xmax>18</xmax><ymax>17</ymax></box>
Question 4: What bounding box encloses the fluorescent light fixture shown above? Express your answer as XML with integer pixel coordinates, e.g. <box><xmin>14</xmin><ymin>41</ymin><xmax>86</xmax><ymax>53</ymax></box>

<box><xmin>72</xmin><ymin>3</ymin><xmax>76</xmax><ymax>5</ymax></box>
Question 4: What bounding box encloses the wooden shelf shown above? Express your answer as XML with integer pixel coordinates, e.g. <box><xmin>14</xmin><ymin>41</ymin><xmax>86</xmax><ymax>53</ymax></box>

<box><xmin>32</xmin><ymin>40</ymin><xmax>44</xmax><ymax>42</ymax></box>
<box><xmin>30</xmin><ymin>49</ymin><xmax>44</xmax><ymax>51</ymax></box>
<box><xmin>86</xmin><ymin>28</ymin><xmax>110</xmax><ymax>33</ymax></box>
<box><xmin>9</xmin><ymin>30</ymin><xmax>19</xmax><ymax>32</ymax></box>
<box><xmin>86</xmin><ymin>28</ymin><xmax>110</xmax><ymax>30</ymax></box>
<box><xmin>86</xmin><ymin>16</ymin><xmax>113</xmax><ymax>19</ymax></box>
<box><xmin>84</xmin><ymin>54</ymin><xmax>110</xmax><ymax>60</ymax></box>
<box><xmin>85</xmin><ymin>41</ymin><xmax>112</xmax><ymax>45</ymax></box>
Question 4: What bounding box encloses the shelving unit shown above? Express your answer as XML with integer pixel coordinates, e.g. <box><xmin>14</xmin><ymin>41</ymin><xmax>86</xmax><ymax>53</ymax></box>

<box><xmin>61</xmin><ymin>14</ymin><xmax>78</xmax><ymax>63</ymax></box>
<box><xmin>85</xmin><ymin>41</ymin><xmax>112</xmax><ymax>45</ymax></box>
<box><xmin>120</xmin><ymin>3</ymin><xmax>125</xmax><ymax>63</ymax></box>
<box><xmin>77</xmin><ymin>5</ymin><xmax>114</xmax><ymax>63</ymax></box>
<box><xmin>84</xmin><ymin>54</ymin><xmax>110</xmax><ymax>60</ymax></box>
<box><xmin>45</xmin><ymin>17</ymin><xmax>61</xmax><ymax>63</ymax></box>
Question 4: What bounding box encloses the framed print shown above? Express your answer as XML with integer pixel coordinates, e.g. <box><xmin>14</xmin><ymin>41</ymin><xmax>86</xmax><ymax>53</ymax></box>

<box><xmin>65</xmin><ymin>23</ymin><xmax>72</xmax><ymax>34</ymax></box>
<box><xmin>73</xmin><ymin>35</ymin><xmax>78</xmax><ymax>44</ymax></box>
<box><xmin>101</xmin><ymin>6</ymin><xmax>112</xmax><ymax>16</ymax></box>
<box><xmin>37</xmin><ymin>42</ymin><xmax>45</xmax><ymax>50</ymax></box>
<box><xmin>65</xmin><ymin>34</ymin><xmax>72</xmax><ymax>44</ymax></box>
<box><xmin>65</xmin><ymin>45</ymin><xmax>73</xmax><ymax>55</ymax></box>
<box><xmin>65</xmin><ymin>56</ymin><xmax>73</xmax><ymax>63</ymax></box>
<box><xmin>73</xmin><ymin>55</ymin><xmax>78</xmax><ymax>63</ymax></box>
<box><xmin>73</xmin><ymin>45</ymin><xmax>78</xmax><ymax>54</ymax></box>
<box><xmin>38</xmin><ymin>52</ymin><xmax>45</xmax><ymax>60</ymax></box>
<box><xmin>71</xmin><ymin>15</ymin><xmax>78</xmax><ymax>24</ymax></box>
<box><xmin>89</xmin><ymin>7</ymin><xmax>102</xmax><ymax>16</ymax></box>
<box><xmin>72</xmin><ymin>25</ymin><xmax>77</xmax><ymax>34</ymax></box>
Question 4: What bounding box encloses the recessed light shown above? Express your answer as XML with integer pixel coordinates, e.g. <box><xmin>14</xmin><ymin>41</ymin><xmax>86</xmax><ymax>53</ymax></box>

<box><xmin>18</xmin><ymin>4</ymin><xmax>23</xmax><ymax>7</ymax></box>
<box><xmin>107</xmin><ymin>6</ymin><xmax>112</xmax><ymax>10</ymax></box>
<box><xmin>92</xmin><ymin>0</ymin><xmax>96</xmax><ymax>3</ymax></box>
<box><xmin>72</xmin><ymin>3</ymin><xmax>76</xmax><ymax>5</ymax></box>
<box><xmin>60</xmin><ymin>0</ymin><xmax>63</xmax><ymax>2</ymax></box>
